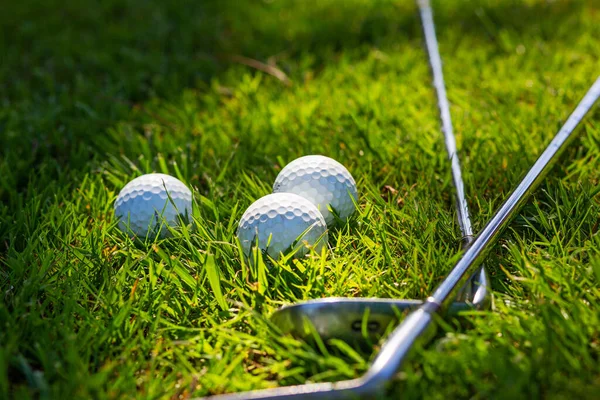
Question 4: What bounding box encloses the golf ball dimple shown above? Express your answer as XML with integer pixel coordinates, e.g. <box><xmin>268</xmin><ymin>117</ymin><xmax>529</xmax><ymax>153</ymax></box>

<box><xmin>237</xmin><ymin>193</ymin><xmax>328</xmax><ymax>260</ymax></box>
<box><xmin>114</xmin><ymin>173</ymin><xmax>192</xmax><ymax>238</ymax></box>
<box><xmin>273</xmin><ymin>155</ymin><xmax>358</xmax><ymax>226</ymax></box>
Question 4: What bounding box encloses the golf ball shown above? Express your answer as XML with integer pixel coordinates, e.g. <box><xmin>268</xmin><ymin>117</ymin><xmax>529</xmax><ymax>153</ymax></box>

<box><xmin>237</xmin><ymin>193</ymin><xmax>328</xmax><ymax>260</ymax></box>
<box><xmin>114</xmin><ymin>173</ymin><xmax>192</xmax><ymax>238</ymax></box>
<box><xmin>273</xmin><ymin>155</ymin><xmax>358</xmax><ymax>226</ymax></box>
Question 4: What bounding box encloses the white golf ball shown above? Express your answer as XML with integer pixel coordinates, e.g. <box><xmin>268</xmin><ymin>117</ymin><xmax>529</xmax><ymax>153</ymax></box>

<box><xmin>237</xmin><ymin>193</ymin><xmax>328</xmax><ymax>260</ymax></box>
<box><xmin>273</xmin><ymin>155</ymin><xmax>358</xmax><ymax>226</ymax></box>
<box><xmin>114</xmin><ymin>173</ymin><xmax>192</xmax><ymax>238</ymax></box>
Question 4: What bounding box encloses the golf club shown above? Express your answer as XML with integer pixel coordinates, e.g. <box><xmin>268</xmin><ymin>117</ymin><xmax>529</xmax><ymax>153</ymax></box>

<box><xmin>268</xmin><ymin>0</ymin><xmax>489</xmax><ymax>344</ymax></box>
<box><xmin>200</xmin><ymin>0</ymin><xmax>600</xmax><ymax>396</ymax></box>
<box><xmin>203</xmin><ymin>73</ymin><xmax>600</xmax><ymax>399</ymax></box>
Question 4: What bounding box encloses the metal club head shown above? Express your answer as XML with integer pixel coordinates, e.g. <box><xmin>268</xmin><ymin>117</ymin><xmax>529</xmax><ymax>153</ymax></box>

<box><xmin>269</xmin><ymin>287</ymin><xmax>489</xmax><ymax>344</ymax></box>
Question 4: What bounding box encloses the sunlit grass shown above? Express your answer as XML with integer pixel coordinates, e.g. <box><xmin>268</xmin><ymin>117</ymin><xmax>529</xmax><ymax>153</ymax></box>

<box><xmin>1</xmin><ymin>0</ymin><xmax>599</xmax><ymax>399</ymax></box>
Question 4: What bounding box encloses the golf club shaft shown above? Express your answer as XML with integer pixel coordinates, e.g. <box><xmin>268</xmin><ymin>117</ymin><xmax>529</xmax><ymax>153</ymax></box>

<box><xmin>419</xmin><ymin>0</ymin><xmax>473</xmax><ymax>239</ymax></box>
<box><xmin>418</xmin><ymin>0</ymin><xmax>487</xmax><ymax>302</ymax></box>
<box><xmin>203</xmin><ymin>76</ymin><xmax>600</xmax><ymax>400</ymax></box>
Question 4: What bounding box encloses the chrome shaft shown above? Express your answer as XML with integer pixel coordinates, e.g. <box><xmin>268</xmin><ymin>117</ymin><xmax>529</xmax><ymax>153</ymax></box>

<box><xmin>418</xmin><ymin>0</ymin><xmax>488</xmax><ymax>302</ymax></box>
<box><xmin>419</xmin><ymin>0</ymin><xmax>472</xmax><ymax>238</ymax></box>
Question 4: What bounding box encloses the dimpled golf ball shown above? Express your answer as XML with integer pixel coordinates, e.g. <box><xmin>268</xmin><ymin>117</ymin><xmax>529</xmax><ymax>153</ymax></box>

<box><xmin>273</xmin><ymin>155</ymin><xmax>358</xmax><ymax>226</ymax></box>
<box><xmin>114</xmin><ymin>173</ymin><xmax>192</xmax><ymax>238</ymax></box>
<box><xmin>237</xmin><ymin>193</ymin><xmax>328</xmax><ymax>260</ymax></box>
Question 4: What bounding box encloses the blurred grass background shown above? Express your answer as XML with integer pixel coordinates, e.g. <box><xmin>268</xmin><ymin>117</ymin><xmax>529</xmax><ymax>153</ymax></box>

<box><xmin>1</xmin><ymin>0</ymin><xmax>599</xmax><ymax>398</ymax></box>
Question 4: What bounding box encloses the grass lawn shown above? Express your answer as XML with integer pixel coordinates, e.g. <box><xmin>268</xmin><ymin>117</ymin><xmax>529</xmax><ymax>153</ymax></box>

<box><xmin>1</xmin><ymin>0</ymin><xmax>599</xmax><ymax>398</ymax></box>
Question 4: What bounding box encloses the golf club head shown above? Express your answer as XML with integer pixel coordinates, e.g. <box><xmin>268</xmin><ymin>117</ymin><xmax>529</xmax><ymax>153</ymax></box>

<box><xmin>271</xmin><ymin>298</ymin><xmax>421</xmax><ymax>344</ymax></box>
<box><xmin>271</xmin><ymin>270</ymin><xmax>490</xmax><ymax>343</ymax></box>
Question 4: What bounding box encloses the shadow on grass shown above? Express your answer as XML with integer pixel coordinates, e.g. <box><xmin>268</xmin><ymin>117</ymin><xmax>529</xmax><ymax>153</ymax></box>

<box><xmin>0</xmin><ymin>0</ymin><xmax>590</xmax><ymax>199</ymax></box>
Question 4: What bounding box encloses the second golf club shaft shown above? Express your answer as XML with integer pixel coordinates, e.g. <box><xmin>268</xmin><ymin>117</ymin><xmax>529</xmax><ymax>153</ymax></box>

<box><xmin>419</xmin><ymin>0</ymin><xmax>489</xmax><ymax>303</ymax></box>
<box><xmin>419</xmin><ymin>0</ymin><xmax>473</xmax><ymax>239</ymax></box>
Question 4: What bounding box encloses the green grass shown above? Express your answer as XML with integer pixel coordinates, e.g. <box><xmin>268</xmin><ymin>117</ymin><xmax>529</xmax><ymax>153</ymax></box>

<box><xmin>1</xmin><ymin>0</ymin><xmax>599</xmax><ymax>398</ymax></box>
